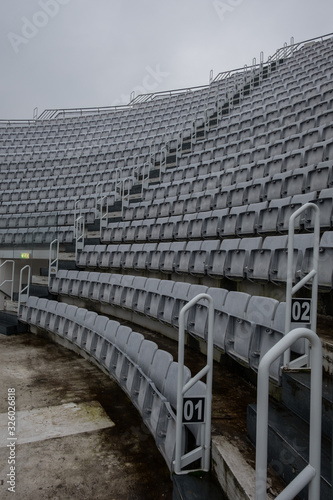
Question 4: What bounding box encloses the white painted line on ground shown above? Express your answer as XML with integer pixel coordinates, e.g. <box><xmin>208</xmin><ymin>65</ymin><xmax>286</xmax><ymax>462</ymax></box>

<box><xmin>0</xmin><ymin>401</ymin><xmax>115</xmax><ymax>446</ymax></box>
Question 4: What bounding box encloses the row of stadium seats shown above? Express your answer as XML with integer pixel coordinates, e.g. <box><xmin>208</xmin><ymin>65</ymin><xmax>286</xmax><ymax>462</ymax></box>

<box><xmin>101</xmin><ymin>193</ymin><xmax>332</xmax><ymax>242</ymax></box>
<box><xmin>18</xmin><ymin>295</ymin><xmax>205</xmax><ymax>470</ymax></box>
<box><xmin>76</xmin><ymin>232</ymin><xmax>333</xmax><ymax>289</ymax></box>
<box><xmin>49</xmin><ymin>271</ymin><xmax>292</xmax><ymax>381</ymax></box>
<box><xmin>0</xmin><ymin>227</ymin><xmax>74</xmax><ymax>245</ymax></box>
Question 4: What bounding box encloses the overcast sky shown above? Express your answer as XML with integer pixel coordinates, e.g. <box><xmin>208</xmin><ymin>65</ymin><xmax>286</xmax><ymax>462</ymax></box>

<box><xmin>1</xmin><ymin>0</ymin><xmax>332</xmax><ymax>120</ymax></box>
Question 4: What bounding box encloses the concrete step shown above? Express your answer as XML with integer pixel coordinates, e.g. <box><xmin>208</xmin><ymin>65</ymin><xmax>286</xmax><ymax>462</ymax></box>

<box><xmin>247</xmin><ymin>400</ymin><xmax>332</xmax><ymax>500</ymax></box>
<box><xmin>0</xmin><ymin>311</ymin><xmax>27</xmax><ymax>335</ymax></box>
<box><xmin>282</xmin><ymin>370</ymin><xmax>333</xmax><ymax>439</ymax></box>
<box><xmin>172</xmin><ymin>472</ymin><xmax>225</xmax><ymax>500</ymax></box>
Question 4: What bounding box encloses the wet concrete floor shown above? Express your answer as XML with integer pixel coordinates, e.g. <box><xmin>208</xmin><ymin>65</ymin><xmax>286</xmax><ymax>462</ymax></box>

<box><xmin>0</xmin><ymin>332</ymin><xmax>174</xmax><ymax>500</ymax></box>
<box><xmin>0</xmin><ymin>321</ymin><xmax>260</xmax><ymax>500</ymax></box>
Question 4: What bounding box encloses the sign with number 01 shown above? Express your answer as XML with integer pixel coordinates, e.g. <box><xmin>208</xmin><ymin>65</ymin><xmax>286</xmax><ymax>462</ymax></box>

<box><xmin>182</xmin><ymin>397</ymin><xmax>205</xmax><ymax>424</ymax></box>
<box><xmin>291</xmin><ymin>298</ymin><xmax>312</xmax><ymax>324</ymax></box>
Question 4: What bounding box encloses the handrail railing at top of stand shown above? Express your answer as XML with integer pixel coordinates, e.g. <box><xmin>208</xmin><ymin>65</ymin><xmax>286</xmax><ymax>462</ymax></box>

<box><xmin>255</xmin><ymin>327</ymin><xmax>322</xmax><ymax>500</ymax></box>
<box><xmin>1</xmin><ymin>32</ymin><xmax>332</xmax><ymax>123</ymax></box>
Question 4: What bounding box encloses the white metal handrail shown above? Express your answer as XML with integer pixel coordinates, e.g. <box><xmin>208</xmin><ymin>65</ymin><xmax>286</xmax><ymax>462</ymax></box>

<box><xmin>98</xmin><ymin>195</ymin><xmax>108</xmax><ymax>238</ymax></box>
<box><xmin>284</xmin><ymin>202</ymin><xmax>320</xmax><ymax>368</ymax></box>
<box><xmin>18</xmin><ymin>265</ymin><xmax>31</xmax><ymax>310</ymax></box>
<box><xmin>75</xmin><ymin>216</ymin><xmax>85</xmax><ymax>257</ymax></box>
<box><xmin>140</xmin><ymin>162</ymin><xmax>151</xmax><ymax>196</ymax></box>
<box><xmin>48</xmin><ymin>239</ymin><xmax>59</xmax><ymax>288</ymax></box>
<box><xmin>255</xmin><ymin>327</ymin><xmax>322</xmax><ymax>500</ymax></box>
<box><xmin>0</xmin><ymin>260</ymin><xmax>15</xmax><ymax>301</ymax></box>
<box><xmin>174</xmin><ymin>293</ymin><xmax>214</xmax><ymax>474</ymax></box>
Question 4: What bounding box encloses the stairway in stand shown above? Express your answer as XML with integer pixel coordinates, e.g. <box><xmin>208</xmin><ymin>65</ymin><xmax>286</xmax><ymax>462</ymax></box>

<box><xmin>247</xmin><ymin>369</ymin><xmax>332</xmax><ymax>499</ymax></box>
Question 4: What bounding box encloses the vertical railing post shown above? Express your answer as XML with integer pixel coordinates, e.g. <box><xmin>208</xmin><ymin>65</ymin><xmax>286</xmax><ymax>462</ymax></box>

<box><xmin>48</xmin><ymin>239</ymin><xmax>59</xmax><ymax>288</ymax></box>
<box><xmin>18</xmin><ymin>265</ymin><xmax>31</xmax><ymax>311</ymax></box>
<box><xmin>0</xmin><ymin>260</ymin><xmax>15</xmax><ymax>301</ymax></box>
<box><xmin>75</xmin><ymin>215</ymin><xmax>85</xmax><ymax>258</ymax></box>
<box><xmin>174</xmin><ymin>293</ymin><xmax>214</xmax><ymax>474</ymax></box>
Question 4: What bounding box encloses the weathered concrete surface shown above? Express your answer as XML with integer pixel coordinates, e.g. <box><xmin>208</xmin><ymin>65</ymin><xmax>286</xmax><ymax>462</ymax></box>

<box><xmin>0</xmin><ymin>333</ymin><xmax>173</xmax><ymax>500</ymax></box>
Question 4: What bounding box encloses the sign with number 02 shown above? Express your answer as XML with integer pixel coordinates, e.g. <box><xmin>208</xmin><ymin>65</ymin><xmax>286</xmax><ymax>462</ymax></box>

<box><xmin>291</xmin><ymin>298</ymin><xmax>312</xmax><ymax>324</ymax></box>
<box><xmin>182</xmin><ymin>397</ymin><xmax>205</xmax><ymax>424</ymax></box>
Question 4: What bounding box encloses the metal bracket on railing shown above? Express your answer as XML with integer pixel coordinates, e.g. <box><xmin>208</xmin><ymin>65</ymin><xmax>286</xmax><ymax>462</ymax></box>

<box><xmin>0</xmin><ymin>260</ymin><xmax>15</xmax><ymax>301</ymax></box>
<box><xmin>255</xmin><ymin>327</ymin><xmax>322</xmax><ymax>500</ymax></box>
<box><xmin>174</xmin><ymin>293</ymin><xmax>214</xmax><ymax>474</ymax></box>
<box><xmin>18</xmin><ymin>265</ymin><xmax>31</xmax><ymax>311</ymax></box>
<box><xmin>284</xmin><ymin>202</ymin><xmax>320</xmax><ymax>368</ymax></box>
<box><xmin>48</xmin><ymin>239</ymin><xmax>59</xmax><ymax>288</ymax></box>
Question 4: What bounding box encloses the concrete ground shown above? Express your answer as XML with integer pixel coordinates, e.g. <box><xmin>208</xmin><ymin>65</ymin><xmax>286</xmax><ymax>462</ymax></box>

<box><xmin>0</xmin><ymin>332</ymin><xmax>173</xmax><ymax>500</ymax></box>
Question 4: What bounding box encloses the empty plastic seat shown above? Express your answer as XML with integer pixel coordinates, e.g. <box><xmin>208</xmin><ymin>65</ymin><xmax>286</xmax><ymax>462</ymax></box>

<box><xmin>83</xmin><ymin>315</ymin><xmax>110</xmax><ymax>356</ymax></box>
<box><xmin>224</xmin><ymin>237</ymin><xmax>262</xmax><ymax>281</ymax></box>
<box><xmin>102</xmin><ymin>323</ymin><xmax>131</xmax><ymax>370</ymax></box>
<box><xmin>93</xmin><ymin>319</ymin><xmax>119</xmax><ymax>363</ymax></box>
<box><xmin>98</xmin><ymin>244</ymin><xmax>118</xmax><ymax>269</ymax></box>
<box><xmin>187</xmin><ymin>287</ymin><xmax>228</xmax><ymax>340</ymax></box>
<box><xmin>304</xmin><ymin>161</ymin><xmax>333</xmax><ymax>192</ymax></box>
<box><xmin>79</xmin><ymin>271</ymin><xmax>101</xmax><ymax>299</ymax></box>
<box><xmin>304</xmin><ymin>187</ymin><xmax>333</xmax><ymax>230</ymax></box>
<box><xmin>118</xmin><ymin>331</ymin><xmax>145</xmax><ymax>390</ymax></box>
<box><xmin>120</xmin><ymin>276</ymin><xmax>148</xmax><ymax>310</ymax></box>
<box><xmin>257</xmin><ymin>198</ymin><xmax>291</xmax><ymax>235</ymax></box>
<box><xmin>75</xmin><ymin>310</ymin><xmax>99</xmax><ymax>349</ymax></box>
<box><xmin>174</xmin><ymin>214</ymin><xmax>194</xmax><ymax>240</ymax></box>
<box><xmin>38</xmin><ymin>299</ymin><xmax>59</xmax><ymax>331</ymax></box>
<box><xmin>18</xmin><ymin>295</ymin><xmax>40</xmax><ymax>324</ymax></box>
<box><xmin>219</xmin><ymin>206</ymin><xmax>245</xmax><ymax>237</ymax></box>
<box><xmin>155</xmin><ymin>362</ymin><xmax>191</xmax><ymax>468</ymax></box>
<box><xmin>236</xmin><ymin>201</ymin><xmax>268</xmax><ymax>235</ymax></box>
<box><xmin>174</xmin><ymin>240</ymin><xmax>202</xmax><ymax>275</ymax></box>
<box><xmin>201</xmin><ymin>208</ymin><xmax>228</xmax><ymax>239</ymax></box>
<box><xmin>160</xmin><ymin>241</ymin><xmax>187</xmax><ymax>274</ymax></box>
<box><xmin>139</xmin><ymin>349</ymin><xmax>173</xmax><ymax>429</ymax></box>
<box><xmin>112</xmin><ymin>275</ymin><xmax>135</xmax><ymax>307</ymax></box>
<box><xmin>133</xmin><ymin>277</ymin><xmax>160</xmax><ymax>315</ymax></box>
<box><xmin>147</xmin><ymin>242</ymin><xmax>171</xmax><ymax>272</ymax></box>
<box><xmin>47</xmin><ymin>302</ymin><xmax>71</xmax><ymax>334</ymax></box>
<box><xmin>206</xmin><ymin>238</ymin><xmax>238</xmax><ymax>278</ymax></box>
<box><xmin>247</xmin><ymin>235</ymin><xmax>288</xmax><ymax>283</ymax></box>
<box><xmin>187</xmin><ymin>211</ymin><xmax>212</xmax><ymax>239</ymax></box>
<box><xmin>300</xmin><ymin>231</ymin><xmax>333</xmax><ymax>290</ymax></box>
<box><xmin>122</xmin><ymin>243</ymin><xmax>144</xmax><ymax>270</ymax></box>
<box><xmin>188</xmin><ymin>239</ymin><xmax>220</xmax><ymax>277</ymax></box>
<box><xmin>249</xmin><ymin>301</ymin><xmax>284</xmax><ymax>381</ymax></box>
<box><xmin>125</xmin><ymin>338</ymin><xmax>158</xmax><ymax>398</ymax></box>
<box><xmin>158</xmin><ymin>282</ymin><xmax>191</xmax><ymax>325</ymax></box>
<box><xmin>277</xmin><ymin>192</ymin><xmax>317</xmax><ymax>232</ymax></box>
<box><xmin>133</xmin><ymin>242</ymin><xmax>157</xmax><ymax>270</ymax></box>
<box><xmin>109</xmin><ymin>243</ymin><xmax>131</xmax><ymax>269</ymax></box>
<box><xmin>213</xmin><ymin>291</ymin><xmax>251</xmax><ymax>352</ymax></box>
<box><xmin>107</xmin><ymin>326</ymin><xmax>132</xmax><ymax>378</ymax></box>
<box><xmin>146</xmin><ymin>280</ymin><xmax>175</xmax><ymax>320</ymax></box>
<box><xmin>148</xmin><ymin>216</ymin><xmax>170</xmax><ymax>241</ymax></box>
<box><xmin>270</xmin><ymin>233</ymin><xmax>314</xmax><ymax>285</ymax></box>
<box><xmin>172</xmin><ymin>284</ymin><xmax>208</xmax><ymax>329</ymax></box>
